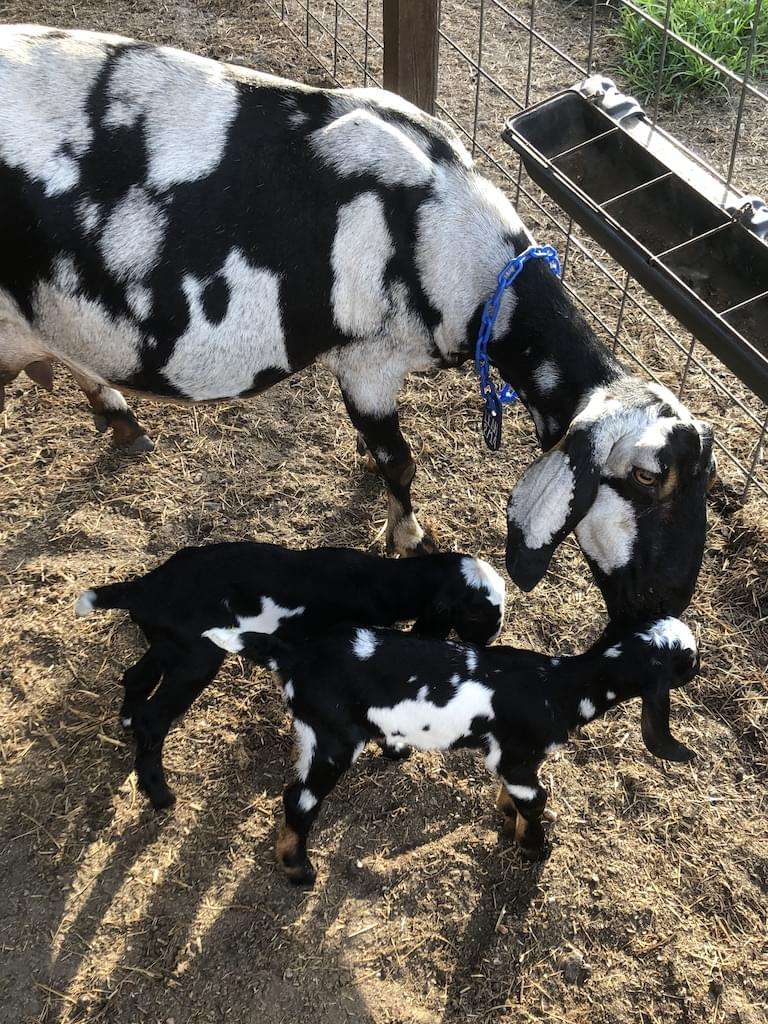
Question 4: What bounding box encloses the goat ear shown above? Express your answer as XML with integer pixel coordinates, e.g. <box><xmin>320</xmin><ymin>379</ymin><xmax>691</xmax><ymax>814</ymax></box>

<box><xmin>506</xmin><ymin>428</ymin><xmax>601</xmax><ymax>591</ymax></box>
<box><xmin>640</xmin><ymin>688</ymin><xmax>695</xmax><ymax>762</ymax></box>
<box><xmin>411</xmin><ymin>595</ymin><xmax>452</xmax><ymax>639</ymax></box>
<box><xmin>639</xmin><ymin>644</ymin><xmax>698</xmax><ymax>762</ymax></box>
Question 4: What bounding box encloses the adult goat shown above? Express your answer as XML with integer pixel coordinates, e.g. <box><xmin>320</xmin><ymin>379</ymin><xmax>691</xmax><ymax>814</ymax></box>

<box><xmin>0</xmin><ymin>26</ymin><xmax>714</xmax><ymax>620</ymax></box>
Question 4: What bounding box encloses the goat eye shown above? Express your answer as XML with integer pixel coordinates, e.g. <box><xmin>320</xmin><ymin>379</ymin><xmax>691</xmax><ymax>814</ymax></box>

<box><xmin>631</xmin><ymin>467</ymin><xmax>658</xmax><ymax>487</ymax></box>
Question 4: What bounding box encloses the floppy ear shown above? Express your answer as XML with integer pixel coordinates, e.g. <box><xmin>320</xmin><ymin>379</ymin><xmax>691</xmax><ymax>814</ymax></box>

<box><xmin>411</xmin><ymin>594</ymin><xmax>452</xmax><ymax>639</ymax></box>
<box><xmin>506</xmin><ymin>428</ymin><xmax>601</xmax><ymax>591</ymax></box>
<box><xmin>640</xmin><ymin>645</ymin><xmax>698</xmax><ymax>762</ymax></box>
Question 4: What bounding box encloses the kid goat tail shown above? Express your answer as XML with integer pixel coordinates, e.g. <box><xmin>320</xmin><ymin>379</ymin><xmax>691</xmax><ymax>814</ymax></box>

<box><xmin>202</xmin><ymin>627</ymin><xmax>291</xmax><ymax>664</ymax></box>
<box><xmin>74</xmin><ymin>581</ymin><xmax>137</xmax><ymax>617</ymax></box>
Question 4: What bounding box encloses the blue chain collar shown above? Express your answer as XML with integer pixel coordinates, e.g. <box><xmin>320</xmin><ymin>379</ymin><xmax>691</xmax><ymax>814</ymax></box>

<box><xmin>475</xmin><ymin>243</ymin><xmax>561</xmax><ymax>451</ymax></box>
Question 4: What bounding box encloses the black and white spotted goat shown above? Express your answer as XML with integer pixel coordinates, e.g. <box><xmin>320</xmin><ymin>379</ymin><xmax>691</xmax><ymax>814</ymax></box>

<box><xmin>2</xmin><ymin>26</ymin><xmax>714</xmax><ymax>619</ymax></box>
<box><xmin>75</xmin><ymin>541</ymin><xmax>504</xmax><ymax>808</ymax></box>
<box><xmin>207</xmin><ymin>617</ymin><xmax>699</xmax><ymax>885</ymax></box>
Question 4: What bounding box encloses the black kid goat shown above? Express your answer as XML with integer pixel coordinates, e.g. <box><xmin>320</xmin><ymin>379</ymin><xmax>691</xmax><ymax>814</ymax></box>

<box><xmin>76</xmin><ymin>542</ymin><xmax>505</xmax><ymax>808</ymax></box>
<box><xmin>207</xmin><ymin>617</ymin><xmax>699</xmax><ymax>886</ymax></box>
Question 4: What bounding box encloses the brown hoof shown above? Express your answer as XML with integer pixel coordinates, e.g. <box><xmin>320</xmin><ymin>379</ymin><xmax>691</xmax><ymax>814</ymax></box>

<box><xmin>413</xmin><ymin>526</ymin><xmax>438</xmax><ymax>555</ymax></box>
<box><xmin>284</xmin><ymin>862</ymin><xmax>317</xmax><ymax>887</ymax></box>
<box><xmin>362</xmin><ymin>452</ymin><xmax>380</xmax><ymax>475</ymax></box>
<box><xmin>118</xmin><ymin>433</ymin><xmax>155</xmax><ymax>455</ymax></box>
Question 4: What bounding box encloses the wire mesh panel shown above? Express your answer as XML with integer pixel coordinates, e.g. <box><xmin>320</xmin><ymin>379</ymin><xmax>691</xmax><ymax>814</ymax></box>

<box><xmin>268</xmin><ymin>1</ymin><xmax>768</xmax><ymax>500</ymax></box>
<box><xmin>265</xmin><ymin>1</ymin><xmax>383</xmax><ymax>85</ymax></box>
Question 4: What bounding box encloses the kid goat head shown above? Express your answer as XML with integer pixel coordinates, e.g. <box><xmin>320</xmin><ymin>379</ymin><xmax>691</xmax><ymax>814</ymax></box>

<box><xmin>506</xmin><ymin>379</ymin><xmax>715</xmax><ymax>623</ymax></box>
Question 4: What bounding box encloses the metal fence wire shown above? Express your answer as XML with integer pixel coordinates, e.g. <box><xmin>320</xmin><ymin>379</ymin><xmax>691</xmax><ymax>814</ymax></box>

<box><xmin>267</xmin><ymin>1</ymin><xmax>768</xmax><ymax>501</ymax></box>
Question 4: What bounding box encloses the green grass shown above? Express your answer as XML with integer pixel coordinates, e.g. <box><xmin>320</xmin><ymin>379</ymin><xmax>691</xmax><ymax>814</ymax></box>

<box><xmin>615</xmin><ymin>0</ymin><xmax>768</xmax><ymax>106</ymax></box>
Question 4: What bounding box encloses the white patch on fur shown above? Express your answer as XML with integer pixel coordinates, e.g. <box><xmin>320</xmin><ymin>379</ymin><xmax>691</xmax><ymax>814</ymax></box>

<box><xmin>52</xmin><ymin>256</ymin><xmax>81</xmax><ymax>293</ymax></box>
<box><xmin>202</xmin><ymin>627</ymin><xmax>243</xmax><ymax>653</ymax></box>
<box><xmin>417</xmin><ymin>685</ymin><xmax>429</xmax><ymax>701</ymax></box>
<box><xmin>77</xmin><ymin>200</ymin><xmax>102</xmax><ymax>235</ymax></box>
<box><xmin>375</xmin><ymin>447</ymin><xmax>392</xmax><ymax>464</ymax></box>
<box><xmin>104</xmin><ymin>45</ymin><xmax>239</xmax><ymax>190</ymax></box>
<box><xmin>230</xmin><ymin>597</ymin><xmax>305</xmax><ymax>636</ymax></box>
<box><xmin>647</xmin><ymin>383</ymin><xmax>694</xmax><ymax>423</ymax></box>
<box><xmin>408</xmin><ymin>675</ymin><xmax>418</xmax><ymax>684</ymax></box>
<box><xmin>604</xmin><ymin>644</ymin><xmax>622</xmax><ymax>659</ymax></box>
<box><xmin>544</xmin><ymin>742</ymin><xmax>562</xmax><ymax>756</ymax></box>
<box><xmin>331</xmin><ymin>193</ymin><xmax>394</xmax><ymax>336</ymax></box>
<box><xmin>575</xmin><ymin>485</ymin><xmax>637</xmax><ymax>573</ymax></box>
<box><xmin>416</xmin><ymin>171</ymin><xmax>527</xmax><ymax>363</ymax></box>
<box><xmin>367</xmin><ymin>680</ymin><xmax>494</xmax><ymax>751</ymax></box>
<box><xmin>353</xmin><ymin>628</ymin><xmax>378</xmax><ymax>660</ymax></box>
<box><xmin>579</xmin><ymin>698</ymin><xmax>596</xmax><ymax>720</ymax></box>
<box><xmin>298</xmin><ymin>788</ymin><xmax>317</xmax><ymax>812</ymax></box>
<box><xmin>534</xmin><ymin>360</ymin><xmax>560</xmax><ymax>394</ymax></box>
<box><xmin>99</xmin><ymin>186</ymin><xmax>167</xmax><ymax>281</ymax></box>
<box><xmin>574</xmin><ymin>381</ymin><xmax>700</xmax><ymax>482</ymax></box>
<box><xmin>310</xmin><ymin>107</ymin><xmax>433</xmax><ymax>187</ymax></box>
<box><xmin>0</xmin><ymin>27</ymin><xmax>116</xmax><ymax>195</ymax></box>
<box><xmin>126</xmin><ymin>284</ymin><xmax>153</xmax><ymax>320</ymax></box>
<box><xmin>161</xmin><ymin>249</ymin><xmax>289</xmax><ymax>400</ymax></box>
<box><xmin>0</xmin><ymin>288</ymin><xmax>51</xmax><ymax>376</ymax></box>
<box><xmin>341</xmin><ymin>87</ymin><xmax>472</xmax><ymax>167</ymax></box>
<box><xmin>484</xmin><ymin>734</ymin><xmax>501</xmax><ymax>773</ymax></box>
<box><xmin>637</xmin><ymin>618</ymin><xmax>696</xmax><ymax>653</ymax></box>
<box><xmin>507</xmin><ymin>450</ymin><xmax>575</xmax><ymax>549</ymax></box>
<box><xmin>33</xmin><ymin>278</ymin><xmax>143</xmax><ymax>383</ymax></box>
<box><xmin>293</xmin><ymin>720</ymin><xmax>317</xmax><ymax>782</ymax></box>
<box><xmin>352</xmin><ymin>741</ymin><xmax>366</xmax><ymax>763</ymax></box>
<box><xmin>388</xmin><ymin>506</ymin><xmax>426</xmax><ymax>555</ymax></box>
<box><xmin>606</xmin><ymin>691</ymin><xmax>616</xmax><ymax>701</ymax></box>
<box><xmin>283</xmin><ymin>680</ymin><xmax>295</xmax><ymax>702</ymax></box>
<box><xmin>506</xmin><ymin>784</ymin><xmax>537</xmax><ymax>802</ymax></box>
<box><xmin>550</xmin><ymin>658</ymin><xmax>560</xmax><ymax>667</ymax></box>
<box><xmin>461</xmin><ymin>557</ymin><xmax>505</xmax><ymax>610</ymax></box>
<box><xmin>322</xmin><ymin>297</ymin><xmax>436</xmax><ymax>415</ymax></box>
<box><xmin>287</xmin><ymin>110</ymin><xmax>308</xmax><ymax>128</ymax></box>
<box><xmin>203</xmin><ymin>598</ymin><xmax>304</xmax><ymax>651</ymax></box>
<box><xmin>466</xmin><ymin>650</ymin><xmax>478</xmax><ymax>673</ymax></box>
<box><xmin>75</xmin><ymin>589</ymin><xmax>96</xmax><ymax>617</ymax></box>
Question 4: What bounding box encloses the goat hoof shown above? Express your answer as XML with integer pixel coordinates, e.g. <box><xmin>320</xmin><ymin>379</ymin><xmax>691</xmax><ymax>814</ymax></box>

<box><xmin>412</xmin><ymin>528</ymin><xmax>438</xmax><ymax>555</ymax></box>
<box><xmin>93</xmin><ymin>413</ymin><xmax>109</xmax><ymax>433</ymax></box>
<box><xmin>380</xmin><ymin>743</ymin><xmax>411</xmax><ymax>762</ymax></box>
<box><xmin>362</xmin><ymin>452</ymin><xmax>380</xmax><ymax>475</ymax></box>
<box><xmin>284</xmin><ymin>862</ymin><xmax>316</xmax><ymax>887</ymax></box>
<box><xmin>519</xmin><ymin>841</ymin><xmax>549</xmax><ymax>862</ymax></box>
<box><xmin>148</xmin><ymin>787</ymin><xmax>176</xmax><ymax>811</ymax></box>
<box><xmin>119</xmin><ymin>433</ymin><xmax>155</xmax><ymax>456</ymax></box>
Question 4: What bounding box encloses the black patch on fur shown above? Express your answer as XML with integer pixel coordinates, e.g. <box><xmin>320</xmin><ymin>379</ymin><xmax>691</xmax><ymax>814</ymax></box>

<box><xmin>202</xmin><ymin>275</ymin><xmax>230</xmax><ymax>324</ymax></box>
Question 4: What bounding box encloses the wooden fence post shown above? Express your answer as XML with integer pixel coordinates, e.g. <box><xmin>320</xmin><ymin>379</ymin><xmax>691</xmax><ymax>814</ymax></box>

<box><xmin>383</xmin><ymin>0</ymin><xmax>440</xmax><ymax>114</ymax></box>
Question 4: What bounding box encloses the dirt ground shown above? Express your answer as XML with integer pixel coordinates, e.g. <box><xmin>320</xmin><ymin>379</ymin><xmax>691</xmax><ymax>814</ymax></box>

<box><xmin>1</xmin><ymin>3</ymin><xmax>766</xmax><ymax>1023</ymax></box>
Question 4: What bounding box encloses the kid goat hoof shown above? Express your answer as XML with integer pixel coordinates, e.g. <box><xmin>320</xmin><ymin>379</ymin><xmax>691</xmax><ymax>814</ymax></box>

<box><xmin>283</xmin><ymin>862</ymin><xmax>317</xmax><ymax>888</ymax></box>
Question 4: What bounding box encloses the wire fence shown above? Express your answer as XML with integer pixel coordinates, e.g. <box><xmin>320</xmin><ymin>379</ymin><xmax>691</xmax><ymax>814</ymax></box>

<box><xmin>266</xmin><ymin>1</ymin><xmax>768</xmax><ymax>500</ymax></box>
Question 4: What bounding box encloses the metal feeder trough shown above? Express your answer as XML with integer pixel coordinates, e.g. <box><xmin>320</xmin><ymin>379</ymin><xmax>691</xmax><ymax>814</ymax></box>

<box><xmin>502</xmin><ymin>76</ymin><xmax>768</xmax><ymax>404</ymax></box>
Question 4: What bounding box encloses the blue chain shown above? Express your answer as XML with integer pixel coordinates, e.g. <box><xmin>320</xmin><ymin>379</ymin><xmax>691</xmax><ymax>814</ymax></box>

<box><xmin>475</xmin><ymin>244</ymin><xmax>561</xmax><ymax>412</ymax></box>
